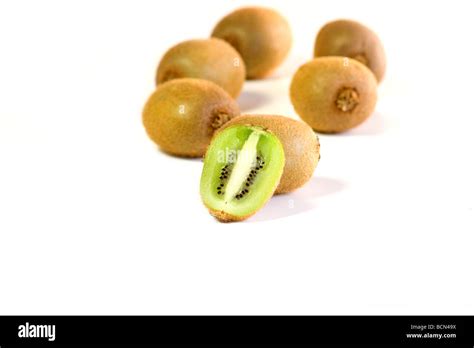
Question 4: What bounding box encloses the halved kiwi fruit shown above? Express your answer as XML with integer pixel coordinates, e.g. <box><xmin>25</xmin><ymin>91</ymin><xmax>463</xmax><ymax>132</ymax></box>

<box><xmin>142</xmin><ymin>78</ymin><xmax>240</xmax><ymax>157</ymax></box>
<box><xmin>211</xmin><ymin>6</ymin><xmax>292</xmax><ymax>79</ymax></box>
<box><xmin>222</xmin><ymin>115</ymin><xmax>320</xmax><ymax>194</ymax></box>
<box><xmin>314</xmin><ymin>19</ymin><xmax>386</xmax><ymax>83</ymax></box>
<box><xmin>156</xmin><ymin>38</ymin><xmax>246</xmax><ymax>98</ymax></box>
<box><xmin>200</xmin><ymin>125</ymin><xmax>285</xmax><ymax>222</ymax></box>
<box><xmin>290</xmin><ymin>57</ymin><xmax>378</xmax><ymax>133</ymax></box>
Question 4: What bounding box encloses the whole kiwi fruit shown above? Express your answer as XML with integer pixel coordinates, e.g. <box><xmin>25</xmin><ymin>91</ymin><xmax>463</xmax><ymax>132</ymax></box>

<box><xmin>211</xmin><ymin>6</ymin><xmax>292</xmax><ymax>79</ymax></box>
<box><xmin>200</xmin><ymin>125</ymin><xmax>285</xmax><ymax>222</ymax></box>
<box><xmin>223</xmin><ymin>115</ymin><xmax>320</xmax><ymax>194</ymax></box>
<box><xmin>290</xmin><ymin>57</ymin><xmax>377</xmax><ymax>133</ymax></box>
<box><xmin>314</xmin><ymin>19</ymin><xmax>386</xmax><ymax>82</ymax></box>
<box><xmin>142</xmin><ymin>78</ymin><xmax>240</xmax><ymax>157</ymax></box>
<box><xmin>156</xmin><ymin>38</ymin><xmax>246</xmax><ymax>98</ymax></box>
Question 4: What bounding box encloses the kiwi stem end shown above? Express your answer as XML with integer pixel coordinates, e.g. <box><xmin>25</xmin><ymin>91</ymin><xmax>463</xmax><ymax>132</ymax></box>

<box><xmin>336</xmin><ymin>87</ymin><xmax>359</xmax><ymax>112</ymax></box>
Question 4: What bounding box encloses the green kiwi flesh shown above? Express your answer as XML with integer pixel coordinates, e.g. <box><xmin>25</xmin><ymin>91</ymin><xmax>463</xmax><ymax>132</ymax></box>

<box><xmin>200</xmin><ymin>125</ymin><xmax>285</xmax><ymax>222</ymax></box>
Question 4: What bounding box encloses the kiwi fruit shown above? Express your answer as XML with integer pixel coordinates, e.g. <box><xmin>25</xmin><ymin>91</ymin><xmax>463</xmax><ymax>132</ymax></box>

<box><xmin>314</xmin><ymin>19</ymin><xmax>386</xmax><ymax>83</ymax></box>
<box><xmin>200</xmin><ymin>125</ymin><xmax>285</xmax><ymax>222</ymax></box>
<box><xmin>211</xmin><ymin>6</ymin><xmax>292</xmax><ymax>79</ymax></box>
<box><xmin>290</xmin><ymin>57</ymin><xmax>378</xmax><ymax>133</ymax></box>
<box><xmin>223</xmin><ymin>115</ymin><xmax>320</xmax><ymax>194</ymax></box>
<box><xmin>142</xmin><ymin>78</ymin><xmax>240</xmax><ymax>157</ymax></box>
<box><xmin>156</xmin><ymin>38</ymin><xmax>246</xmax><ymax>98</ymax></box>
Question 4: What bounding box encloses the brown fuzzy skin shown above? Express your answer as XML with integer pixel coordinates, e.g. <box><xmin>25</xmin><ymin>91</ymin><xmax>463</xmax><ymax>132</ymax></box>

<box><xmin>142</xmin><ymin>78</ymin><xmax>240</xmax><ymax>157</ymax></box>
<box><xmin>208</xmin><ymin>208</ymin><xmax>257</xmax><ymax>223</ymax></box>
<box><xmin>314</xmin><ymin>19</ymin><xmax>386</xmax><ymax>83</ymax></box>
<box><xmin>211</xmin><ymin>7</ymin><xmax>292</xmax><ymax>79</ymax></box>
<box><xmin>156</xmin><ymin>38</ymin><xmax>246</xmax><ymax>98</ymax></box>
<box><xmin>223</xmin><ymin>115</ymin><xmax>320</xmax><ymax>194</ymax></box>
<box><xmin>290</xmin><ymin>57</ymin><xmax>378</xmax><ymax>133</ymax></box>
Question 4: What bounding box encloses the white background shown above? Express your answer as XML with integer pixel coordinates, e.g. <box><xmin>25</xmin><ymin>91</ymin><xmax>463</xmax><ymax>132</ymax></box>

<box><xmin>1</xmin><ymin>0</ymin><xmax>473</xmax><ymax>314</ymax></box>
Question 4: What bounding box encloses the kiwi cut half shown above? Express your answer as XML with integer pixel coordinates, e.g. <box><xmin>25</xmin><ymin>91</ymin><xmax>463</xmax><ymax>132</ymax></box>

<box><xmin>200</xmin><ymin>125</ymin><xmax>285</xmax><ymax>222</ymax></box>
